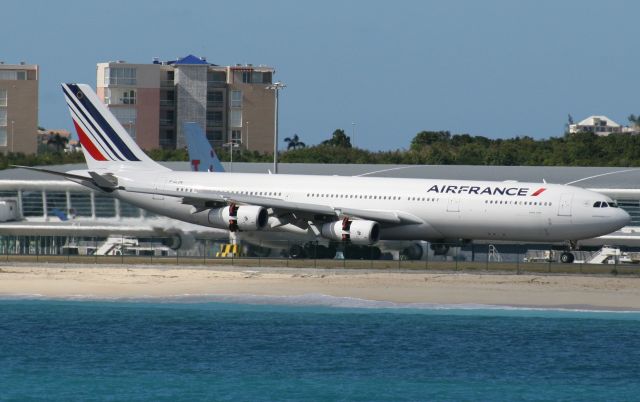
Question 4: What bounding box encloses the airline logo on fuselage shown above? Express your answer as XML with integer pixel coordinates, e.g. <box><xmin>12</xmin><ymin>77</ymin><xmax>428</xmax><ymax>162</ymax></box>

<box><xmin>427</xmin><ymin>185</ymin><xmax>546</xmax><ymax>197</ymax></box>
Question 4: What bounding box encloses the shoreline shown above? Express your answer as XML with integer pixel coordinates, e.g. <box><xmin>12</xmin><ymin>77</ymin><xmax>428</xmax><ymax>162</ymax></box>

<box><xmin>1</xmin><ymin>264</ymin><xmax>639</xmax><ymax>311</ymax></box>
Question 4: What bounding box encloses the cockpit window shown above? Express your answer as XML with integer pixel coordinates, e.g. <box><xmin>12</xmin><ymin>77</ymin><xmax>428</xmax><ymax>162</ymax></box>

<box><xmin>608</xmin><ymin>202</ymin><xmax>618</xmax><ymax>208</ymax></box>
<box><xmin>593</xmin><ymin>201</ymin><xmax>601</xmax><ymax>208</ymax></box>
<box><xmin>601</xmin><ymin>202</ymin><xmax>608</xmax><ymax>208</ymax></box>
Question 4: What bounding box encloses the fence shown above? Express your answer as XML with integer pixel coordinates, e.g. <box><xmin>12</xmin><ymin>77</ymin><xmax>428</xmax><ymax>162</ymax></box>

<box><xmin>0</xmin><ymin>235</ymin><xmax>638</xmax><ymax>276</ymax></box>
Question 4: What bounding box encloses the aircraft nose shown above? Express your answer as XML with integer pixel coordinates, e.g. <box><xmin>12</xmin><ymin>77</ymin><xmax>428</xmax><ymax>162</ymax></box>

<box><xmin>613</xmin><ymin>208</ymin><xmax>632</xmax><ymax>229</ymax></box>
<box><xmin>619</xmin><ymin>208</ymin><xmax>632</xmax><ymax>226</ymax></box>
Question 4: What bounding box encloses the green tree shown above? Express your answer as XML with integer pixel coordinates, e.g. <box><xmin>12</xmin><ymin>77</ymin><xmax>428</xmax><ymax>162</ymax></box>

<box><xmin>46</xmin><ymin>133</ymin><xmax>69</xmax><ymax>153</ymax></box>
<box><xmin>410</xmin><ymin>131</ymin><xmax>451</xmax><ymax>151</ymax></box>
<box><xmin>322</xmin><ymin>129</ymin><xmax>352</xmax><ymax>148</ymax></box>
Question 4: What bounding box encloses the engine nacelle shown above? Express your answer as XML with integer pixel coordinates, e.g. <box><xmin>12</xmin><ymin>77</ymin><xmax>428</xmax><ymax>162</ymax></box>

<box><xmin>321</xmin><ymin>219</ymin><xmax>380</xmax><ymax>245</ymax></box>
<box><xmin>208</xmin><ymin>205</ymin><xmax>268</xmax><ymax>231</ymax></box>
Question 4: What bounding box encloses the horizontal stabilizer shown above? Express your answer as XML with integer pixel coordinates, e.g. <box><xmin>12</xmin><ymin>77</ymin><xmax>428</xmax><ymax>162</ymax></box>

<box><xmin>12</xmin><ymin>165</ymin><xmax>114</xmax><ymax>192</ymax></box>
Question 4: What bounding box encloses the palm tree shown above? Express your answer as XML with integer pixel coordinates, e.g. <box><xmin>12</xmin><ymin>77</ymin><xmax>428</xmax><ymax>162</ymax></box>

<box><xmin>284</xmin><ymin>134</ymin><xmax>306</xmax><ymax>150</ymax></box>
<box><xmin>47</xmin><ymin>133</ymin><xmax>69</xmax><ymax>153</ymax></box>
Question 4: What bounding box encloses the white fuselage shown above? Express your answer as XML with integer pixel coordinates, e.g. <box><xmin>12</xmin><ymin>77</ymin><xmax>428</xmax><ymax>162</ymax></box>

<box><xmin>107</xmin><ymin>169</ymin><xmax>630</xmax><ymax>243</ymax></box>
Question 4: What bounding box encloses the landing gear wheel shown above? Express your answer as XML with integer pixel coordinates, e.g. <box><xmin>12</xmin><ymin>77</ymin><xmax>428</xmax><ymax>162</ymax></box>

<box><xmin>289</xmin><ymin>244</ymin><xmax>306</xmax><ymax>259</ymax></box>
<box><xmin>430</xmin><ymin>244</ymin><xmax>450</xmax><ymax>256</ymax></box>
<box><xmin>560</xmin><ymin>252</ymin><xmax>575</xmax><ymax>263</ymax></box>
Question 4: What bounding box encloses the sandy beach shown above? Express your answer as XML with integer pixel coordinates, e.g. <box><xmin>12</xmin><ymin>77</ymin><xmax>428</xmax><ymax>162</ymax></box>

<box><xmin>1</xmin><ymin>264</ymin><xmax>639</xmax><ymax>310</ymax></box>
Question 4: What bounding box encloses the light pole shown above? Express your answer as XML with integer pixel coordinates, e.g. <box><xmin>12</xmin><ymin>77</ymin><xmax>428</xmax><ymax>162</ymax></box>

<box><xmin>223</xmin><ymin>140</ymin><xmax>238</xmax><ymax>172</ymax></box>
<box><xmin>10</xmin><ymin>120</ymin><xmax>14</xmax><ymax>153</ymax></box>
<box><xmin>266</xmin><ymin>81</ymin><xmax>286</xmax><ymax>174</ymax></box>
<box><xmin>245</xmin><ymin>121</ymin><xmax>250</xmax><ymax>151</ymax></box>
<box><xmin>126</xmin><ymin>121</ymin><xmax>134</xmax><ymax>140</ymax></box>
<box><xmin>351</xmin><ymin>122</ymin><xmax>355</xmax><ymax>148</ymax></box>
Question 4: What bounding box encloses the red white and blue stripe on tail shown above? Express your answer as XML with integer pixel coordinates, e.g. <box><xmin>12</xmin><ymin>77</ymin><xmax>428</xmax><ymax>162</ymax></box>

<box><xmin>62</xmin><ymin>83</ymin><xmax>143</xmax><ymax>162</ymax></box>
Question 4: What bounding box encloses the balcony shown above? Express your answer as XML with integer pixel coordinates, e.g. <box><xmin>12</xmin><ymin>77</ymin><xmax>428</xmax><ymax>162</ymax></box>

<box><xmin>160</xmin><ymin>99</ymin><xmax>175</xmax><ymax>107</ymax></box>
<box><xmin>106</xmin><ymin>78</ymin><xmax>136</xmax><ymax>86</ymax></box>
<box><xmin>207</xmin><ymin>80</ymin><xmax>226</xmax><ymax>88</ymax></box>
<box><xmin>206</xmin><ymin>120</ymin><xmax>224</xmax><ymax>128</ymax></box>
<box><xmin>159</xmin><ymin>119</ymin><xmax>174</xmax><ymax>127</ymax></box>
<box><xmin>160</xmin><ymin>80</ymin><xmax>175</xmax><ymax>88</ymax></box>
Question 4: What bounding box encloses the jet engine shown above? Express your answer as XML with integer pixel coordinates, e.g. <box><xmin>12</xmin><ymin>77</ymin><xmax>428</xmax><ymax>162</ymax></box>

<box><xmin>321</xmin><ymin>218</ymin><xmax>380</xmax><ymax>245</ymax></box>
<box><xmin>208</xmin><ymin>204</ymin><xmax>268</xmax><ymax>231</ymax></box>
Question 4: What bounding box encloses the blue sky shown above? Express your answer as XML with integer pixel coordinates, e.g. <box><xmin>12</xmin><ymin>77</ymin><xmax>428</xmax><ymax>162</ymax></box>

<box><xmin>2</xmin><ymin>0</ymin><xmax>638</xmax><ymax>151</ymax></box>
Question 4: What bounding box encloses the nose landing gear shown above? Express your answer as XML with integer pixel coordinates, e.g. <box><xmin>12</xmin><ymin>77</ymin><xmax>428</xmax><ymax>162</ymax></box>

<box><xmin>559</xmin><ymin>252</ymin><xmax>575</xmax><ymax>263</ymax></box>
<box><xmin>559</xmin><ymin>241</ymin><xmax>577</xmax><ymax>264</ymax></box>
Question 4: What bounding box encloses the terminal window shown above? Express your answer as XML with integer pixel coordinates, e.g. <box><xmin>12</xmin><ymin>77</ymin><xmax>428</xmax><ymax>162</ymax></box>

<box><xmin>21</xmin><ymin>191</ymin><xmax>43</xmax><ymax>217</ymax></box>
<box><xmin>70</xmin><ymin>193</ymin><xmax>91</xmax><ymax>217</ymax></box>
<box><xmin>119</xmin><ymin>201</ymin><xmax>141</xmax><ymax>218</ymax></box>
<box><xmin>46</xmin><ymin>191</ymin><xmax>67</xmax><ymax>214</ymax></box>
<box><xmin>94</xmin><ymin>194</ymin><xmax>116</xmax><ymax>218</ymax></box>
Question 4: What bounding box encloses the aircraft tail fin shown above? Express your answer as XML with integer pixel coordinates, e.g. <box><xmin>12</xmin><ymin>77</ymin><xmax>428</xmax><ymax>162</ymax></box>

<box><xmin>61</xmin><ymin>83</ymin><xmax>168</xmax><ymax>172</ymax></box>
<box><xmin>184</xmin><ymin>122</ymin><xmax>225</xmax><ymax>172</ymax></box>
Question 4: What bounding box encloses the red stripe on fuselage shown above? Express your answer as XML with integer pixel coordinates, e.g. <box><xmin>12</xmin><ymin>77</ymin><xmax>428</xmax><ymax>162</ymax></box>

<box><xmin>532</xmin><ymin>188</ymin><xmax>546</xmax><ymax>196</ymax></box>
<box><xmin>73</xmin><ymin>120</ymin><xmax>107</xmax><ymax>161</ymax></box>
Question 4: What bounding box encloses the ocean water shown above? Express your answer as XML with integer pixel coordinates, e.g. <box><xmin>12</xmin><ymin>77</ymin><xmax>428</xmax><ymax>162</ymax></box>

<box><xmin>1</xmin><ymin>297</ymin><xmax>639</xmax><ymax>401</ymax></box>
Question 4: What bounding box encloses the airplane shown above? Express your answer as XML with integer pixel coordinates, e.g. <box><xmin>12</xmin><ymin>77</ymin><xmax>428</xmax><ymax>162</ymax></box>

<box><xmin>16</xmin><ymin>83</ymin><xmax>631</xmax><ymax>264</ymax></box>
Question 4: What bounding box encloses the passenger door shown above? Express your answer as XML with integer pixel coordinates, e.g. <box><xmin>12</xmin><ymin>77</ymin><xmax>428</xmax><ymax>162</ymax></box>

<box><xmin>447</xmin><ymin>198</ymin><xmax>460</xmax><ymax>212</ymax></box>
<box><xmin>557</xmin><ymin>194</ymin><xmax>573</xmax><ymax>216</ymax></box>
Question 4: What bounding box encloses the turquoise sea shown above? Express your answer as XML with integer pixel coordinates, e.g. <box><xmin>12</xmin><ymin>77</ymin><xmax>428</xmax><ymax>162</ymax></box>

<box><xmin>1</xmin><ymin>296</ymin><xmax>639</xmax><ymax>401</ymax></box>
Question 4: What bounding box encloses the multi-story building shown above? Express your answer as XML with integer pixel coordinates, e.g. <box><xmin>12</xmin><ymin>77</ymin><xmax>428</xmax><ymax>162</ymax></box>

<box><xmin>96</xmin><ymin>55</ymin><xmax>276</xmax><ymax>153</ymax></box>
<box><xmin>0</xmin><ymin>62</ymin><xmax>38</xmax><ymax>154</ymax></box>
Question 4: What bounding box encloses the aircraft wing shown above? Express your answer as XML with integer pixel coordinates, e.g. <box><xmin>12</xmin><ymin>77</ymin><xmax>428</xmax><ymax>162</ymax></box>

<box><xmin>123</xmin><ymin>185</ymin><xmax>424</xmax><ymax>225</ymax></box>
<box><xmin>0</xmin><ymin>220</ymin><xmax>228</xmax><ymax>239</ymax></box>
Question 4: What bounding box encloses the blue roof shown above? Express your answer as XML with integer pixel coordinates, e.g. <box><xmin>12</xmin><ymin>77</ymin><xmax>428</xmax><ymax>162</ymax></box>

<box><xmin>173</xmin><ymin>54</ymin><xmax>209</xmax><ymax>65</ymax></box>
